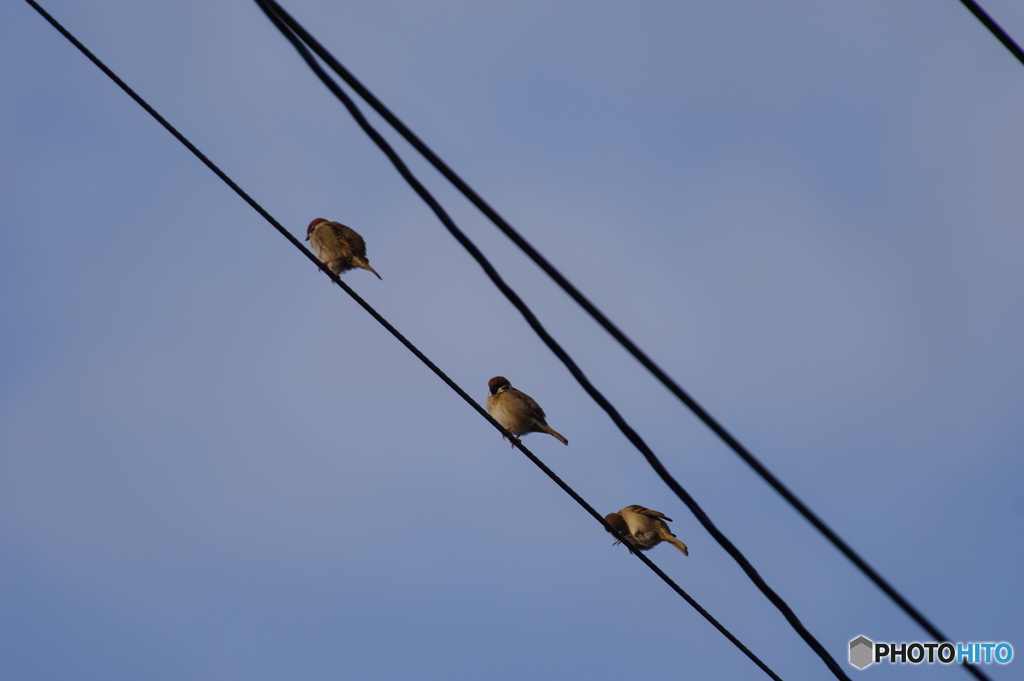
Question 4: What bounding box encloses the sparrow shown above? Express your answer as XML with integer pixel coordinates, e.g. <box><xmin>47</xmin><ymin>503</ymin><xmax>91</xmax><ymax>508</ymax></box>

<box><xmin>305</xmin><ymin>218</ymin><xmax>381</xmax><ymax>279</ymax></box>
<box><xmin>605</xmin><ymin>505</ymin><xmax>689</xmax><ymax>556</ymax></box>
<box><xmin>485</xmin><ymin>376</ymin><xmax>568</xmax><ymax>445</ymax></box>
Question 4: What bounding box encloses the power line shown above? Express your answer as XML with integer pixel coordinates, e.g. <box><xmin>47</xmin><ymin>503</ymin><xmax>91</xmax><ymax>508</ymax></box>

<box><xmin>958</xmin><ymin>0</ymin><xmax>1024</xmax><ymax>66</ymax></box>
<box><xmin>252</xmin><ymin>3</ymin><xmax>998</xmax><ymax>680</ymax></box>
<box><xmin>255</xmin><ymin>2</ymin><xmax>850</xmax><ymax>679</ymax></box>
<box><xmin>21</xmin><ymin>2</ymin><xmax>787</xmax><ymax>679</ymax></box>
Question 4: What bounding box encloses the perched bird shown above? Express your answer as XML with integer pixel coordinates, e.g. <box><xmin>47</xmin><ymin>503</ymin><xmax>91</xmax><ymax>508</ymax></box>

<box><xmin>305</xmin><ymin>218</ymin><xmax>381</xmax><ymax>279</ymax></box>
<box><xmin>605</xmin><ymin>505</ymin><xmax>689</xmax><ymax>556</ymax></box>
<box><xmin>485</xmin><ymin>376</ymin><xmax>568</xmax><ymax>445</ymax></box>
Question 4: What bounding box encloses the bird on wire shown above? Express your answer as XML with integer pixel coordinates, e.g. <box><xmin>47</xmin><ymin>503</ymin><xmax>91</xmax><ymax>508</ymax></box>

<box><xmin>605</xmin><ymin>505</ymin><xmax>689</xmax><ymax>555</ymax></box>
<box><xmin>486</xmin><ymin>376</ymin><xmax>568</xmax><ymax>446</ymax></box>
<box><xmin>305</xmin><ymin>218</ymin><xmax>381</xmax><ymax>279</ymax></box>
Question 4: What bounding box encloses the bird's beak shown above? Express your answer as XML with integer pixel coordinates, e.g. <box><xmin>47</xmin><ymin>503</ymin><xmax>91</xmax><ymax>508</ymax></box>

<box><xmin>304</xmin><ymin>234</ymin><xmax>309</xmax><ymax>241</ymax></box>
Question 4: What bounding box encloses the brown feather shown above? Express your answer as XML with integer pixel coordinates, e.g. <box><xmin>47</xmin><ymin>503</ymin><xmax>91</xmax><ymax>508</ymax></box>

<box><xmin>612</xmin><ymin>505</ymin><xmax>688</xmax><ymax>556</ymax></box>
<box><xmin>306</xmin><ymin>219</ymin><xmax>381</xmax><ymax>279</ymax></box>
<box><xmin>485</xmin><ymin>378</ymin><xmax>568</xmax><ymax>445</ymax></box>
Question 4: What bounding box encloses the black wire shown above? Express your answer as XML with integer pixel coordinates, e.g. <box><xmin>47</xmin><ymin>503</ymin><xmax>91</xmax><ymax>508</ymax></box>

<box><xmin>21</xmin><ymin>2</ymin><xmax>786</xmax><ymax>679</ymax></box>
<box><xmin>253</xmin><ymin>3</ymin><xmax>998</xmax><ymax>680</ymax></box>
<box><xmin>255</xmin><ymin>2</ymin><xmax>850</xmax><ymax>679</ymax></box>
<box><xmin>959</xmin><ymin>0</ymin><xmax>1024</xmax><ymax>66</ymax></box>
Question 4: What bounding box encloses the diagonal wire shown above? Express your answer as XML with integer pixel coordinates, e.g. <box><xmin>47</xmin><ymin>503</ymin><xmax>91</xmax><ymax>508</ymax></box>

<box><xmin>255</xmin><ymin>2</ymin><xmax>849</xmax><ymax>679</ymax></box>
<box><xmin>21</xmin><ymin>1</ymin><xmax>786</xmax><ymax>679</ymax></box>
<box><xmin>254</xmin><ymin>3</ymin><xmax>998</xmax><ymax>680</ymax></box>
<box><xmin>958</xmin><ymin>0</ymin><xmax>1024</xmax><ymax>66</ymax></box>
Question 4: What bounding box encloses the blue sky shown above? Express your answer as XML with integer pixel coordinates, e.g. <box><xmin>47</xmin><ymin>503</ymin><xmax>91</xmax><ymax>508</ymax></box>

<box><xmin>2</xmin><ymin>1</ymin><xmax>1022</xmax><ymax>679</ymax></box>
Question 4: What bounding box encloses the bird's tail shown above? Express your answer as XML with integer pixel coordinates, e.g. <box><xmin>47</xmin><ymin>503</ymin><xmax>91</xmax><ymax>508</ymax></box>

<box><xmin>662</xmin><ymin>532</ymin><xmax>689</xmax><ymax>556</ymax></box>
<box><xmin>353</xmin><ymin>257</ymin><xmax>382</xmax><ymax>279</ymax></box>
<box><xmin>541</xmin><ymin>425</ymin><xmax>568</xmax><ymax>445</ymax></box>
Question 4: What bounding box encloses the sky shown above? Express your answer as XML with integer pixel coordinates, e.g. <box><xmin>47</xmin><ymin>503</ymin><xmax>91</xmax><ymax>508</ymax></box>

<box><xmin>1</xmin><ymin>1</ymin><xmax>1022</xmax><ymax>679</ymax></box>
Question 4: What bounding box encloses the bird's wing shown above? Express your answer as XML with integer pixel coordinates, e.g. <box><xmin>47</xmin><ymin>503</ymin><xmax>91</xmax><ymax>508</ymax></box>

<box><xmin>637</xmin><ymin>507</ymin><xmax>673</xmax><ymax>523</ymax></box>
<box><xmin>511</xmin><ymin>389</ymin><xmax>547</xmax><ymax>422</ymax></box>
<box><xmin>331</xmin><ymin>222</ymin><xmax>368</xmax><ymax>257</ymax></box>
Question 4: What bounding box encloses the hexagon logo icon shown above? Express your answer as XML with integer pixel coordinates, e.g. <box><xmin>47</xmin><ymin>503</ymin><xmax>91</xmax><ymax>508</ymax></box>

<box><xmin>849</xmin><ymin>636</ymin><xmax>874</xmax><ymax>669</ymax></box>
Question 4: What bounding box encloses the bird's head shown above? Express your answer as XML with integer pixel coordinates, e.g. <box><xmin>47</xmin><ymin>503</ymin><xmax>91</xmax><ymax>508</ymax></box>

<box><xmin>604</xmin><ymin>512</ymin><xmax>629</xmax><ymax>544</ymax></box>
<box><xmin>487</xmin><ymin>376</ymin><xmax>511</xmax><ymax>395</ymax></box>
<box><xmin>306</xmin><ymin>218</ymin><xmax>328</xmax><ymax>241</ymax></box>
